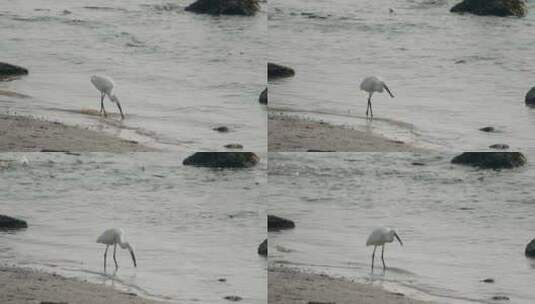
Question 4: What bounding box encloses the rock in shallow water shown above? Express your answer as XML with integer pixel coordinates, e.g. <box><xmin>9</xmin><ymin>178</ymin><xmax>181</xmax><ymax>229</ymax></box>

<box><xmin>525</xmin><ymin>239</ymin><xmax>535</xmax><ymax>257</ymax></box>
<box><xmin>185</xmin><ymin>0</ymin><xmax>259</xmax><ymax>16</ymax></box>
<box><xmin>182</xmin><ymin>152</ymin><xmax>259</xmax><ymax>168</ymax></box>
<box><xmin>268</xmin><ymin>63</ymin><xmax>295</xmax><ymax>79</ymax></box>
<box><xmin>0</xmin><ymin>215</ymin><xmax>28</xmax><ymax>230</ymax></box>
<box><xmin>258</xmin><ymin>239</ymin><xmax>267</xmax><ymax>256</ymax></box>
<box><xmin>0</xmin><ymin>62</ymin><xmax>29</xmax><ymax>79</ymax></box>
<box><xmin>525</xmin><ymin>87</ymin><xmax>535</xmax><ymax>107</ymax></box>
<box><xmin>268</xmin><ymin>215</ymin><xmax>295</xmax><ymax>231</ymax></box>
<box><xmin>259</xmin><ymin>87</ymin><xmax>267</xmax><ymax>104</ymax></box>
<box><xmin>450</xmin><ymin>0</ymin><xmax>527</xmax><ymax>17</ymax></box>
<box><xmin>451</xmin><ymin>152</ymin><xmax>526</xmax><ymax>169</ymax></box>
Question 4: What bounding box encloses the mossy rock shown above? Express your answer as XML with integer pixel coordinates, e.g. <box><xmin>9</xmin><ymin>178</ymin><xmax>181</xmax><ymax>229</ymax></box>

<box><xmin>451</xmin><ymin>0</ymin><xmax>527</xmax><ymax>17</ymax></box>
<box><xmin>185</xmin><ymin>0</ymin><xmax>260</xmax><ymax>16</ymax></box>
<box><xmin>451</xmin><ymin>152</ymin><xmax>526</xmax><ymax>169</ymax></box>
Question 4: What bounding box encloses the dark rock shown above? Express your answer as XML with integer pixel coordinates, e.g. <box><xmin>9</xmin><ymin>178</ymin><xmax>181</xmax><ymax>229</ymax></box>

<box><xmin>213</xmin><ymin>126</ymin><xmax>230</xmax><ymax>133</ymax></box>
<box><xmin>259</xmin><ymin>87</ymin><xmax>267</xmax><ymax>104</ymax></box>
<box><xmin>525</xmin><ymin>87</ymin><xmax>535</xmax><ymax>107</ymax></box>
<box><xmin>491</xmin><ymin>296</ymin><xmax>510</xmax><ymax>301</ymax></box>
<box><xmin>183</xmin><ymin>152</ymin><xmax>259</xmax><ymax>168</ymax></box>
<box><xmin>307</xmin><ymin>149</ymin><xmax>335</xmax><ymax>152</ymax></box>
<box><xmin>224</xmin><ymin>143</ymin><xmax>243</xmax><ymax>149</ymax></box>
<box><xmin>450</xmin><ymin>0</ymin><xmax>527</xmax><ymax>17</ymax></box>
<box><xmin>525</xmin><ymin>239</ymin><xmax>535</xmax><ymax>257</ymax></box>
<box><xmin>223</xmin><ymin>295</ymin><xmax>242</xmax><ymax>302</ymax></box>
<box><xmin>308</xmin><ymin>302</ymin><xmax>335</xmax><ymax>304</ymax></box>
<box><xmin>268</xmin><ymin>215</ymin><xmax>295</xmax><ymax>231</ymax></box>
<box><xmin>185</xmin><ymin>0</ymin><xmax>259</xmax><ymax>16</ymax></box>
<box><xmin>489</xmin><ymin>144</ymin><xmax>509</xmax><ymax>150</ymax></box>
<box><xmin>0</xmin><ymin>215</ymin><xmax>28</xmax><ymax>230</ymax></box>
<box><xmin>268</xmin><ymin>63</ymin><xmax>295</xmax><ymax>79</ymax></box>
<box><xmin>41</xmin><ymin>302</ymin><xmax>68</xmax><ymax>304</ymax></box>
<box><xmin>479</xmin><ymin>126</ymin><xmax>496</xmax><ymax>133</ymax></box>
<box><xmin>218</xmin><ymin>278</ymin><xmax>227</xmax><ymax>282</ymax></box>
<box><xmin>0</xmin><ymin>62</ymin><xmax>29</xmax><ymax>79</ymax></box>
<box><xmin>481</xmin><ymin>278</ymin><xmax>495</xmax><ymax>283</ymax></box>
<box><xmin>411</xmin><ymin>162</ymin><xmax>426</xmax><ymax>166</ymax></box>
<box><xmin>258</xmin><ymin>239</ymin><xmax>267</xmax><ymax>256</ymax></box>
<box><xmin>451</xmin><ymin>152</ymin><xmax>526</xmax><ymax>169</ymax></box>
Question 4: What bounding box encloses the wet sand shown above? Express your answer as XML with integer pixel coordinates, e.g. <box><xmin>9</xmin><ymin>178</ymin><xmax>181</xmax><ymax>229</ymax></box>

<box><xmin>268</xmin><ymin>114</ymin><xmax>424</xmax><ymax>152</ymax></box>
<box><xmin>0</xmin><ymin>266</ymin><xmax>161</xmax><ymax>304</ymax></box>
<box><xmin>0</xmin><ymin>114</ymin><xmax>155</xmax><ymax>152</ymax></box>
<box><xmin>269</xmin><ymin>267</ymin><xmax>431</xmax><ymax>304</ymax></box>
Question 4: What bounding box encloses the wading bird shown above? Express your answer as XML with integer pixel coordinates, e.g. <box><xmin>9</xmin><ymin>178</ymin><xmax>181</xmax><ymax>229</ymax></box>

<box><xmin>360</xmin><ymin>76</ymin><xmax>394</xmax><ymax>119</ymax></box>
<box><xmin>90</xmin><ymin>75</ymin><xmax>125</xmax><ymax>120</ymax></box>
<box><xmin>366</xmin><ymin>227</ymin><xmax>403</xmax><ymax>271</ymax></box>
<box><xmin>97</xmin><ymin>228</ymin><xmax>136</xmax><ymax>270</ymax></box>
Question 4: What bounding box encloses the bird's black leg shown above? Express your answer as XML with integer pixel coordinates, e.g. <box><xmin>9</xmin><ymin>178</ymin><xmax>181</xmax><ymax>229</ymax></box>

<box><xmin>116</xmin><ymin>102</ymin><xmax>125</xmax><ymax>120</ymax></box>
<box><xmin>366</xmin><ymin>96</ymin><xmax>370</xmax><ymax>117</ymax></box>
<box><xmin>100</xmin><ymin>94</ymin><xmax>105</xmax><ymax>116</ymax></box>
<box><xmin>369</xmin><ymin>97</ymin><xmax>373</xmax><ymax>119</ymax></box>
<box><xmin>113</xmin><ymin>244</ymin><xmax>118</xmax><ymax>270</ymax></box>
<box><xmin>104</xmin><ymin>245</ymin><xmax>109</xmax><ymax>271</ymax></box>
<box><xmin>381</xmin><ymin>245</ymin><xmax>386</xmax><ymax>271</ymax></box>
<box><xmin>371</xmin><ymin>245</ymin><xmax>377</xmax><ymax>272</ymax></box>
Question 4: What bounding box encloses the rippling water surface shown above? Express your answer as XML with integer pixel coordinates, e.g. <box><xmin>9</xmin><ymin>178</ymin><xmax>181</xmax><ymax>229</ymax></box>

<box><xmin>267</xmin><ymin>152</ymin><xmax>535</xmax><ymax>304</ymax></box>
<box><xmin>269</xmin><ymin>0</ymin><xmax>535</xmax><ymax>150</ymax></box>
<box><xmin>0</xmin><ymin>152</ymin><xmax>266</xmax><ymax>304</ymax></box>
<box><xmin>0</xmin><ymin>0</ymin><xmax>266</xmax><ymax>151</ymax></box>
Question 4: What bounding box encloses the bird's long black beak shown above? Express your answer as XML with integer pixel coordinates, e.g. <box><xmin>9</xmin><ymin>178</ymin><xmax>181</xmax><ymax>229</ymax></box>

<box><xmin>394</xmin><ymin>232</ymin><xmax>403</xmax><ymax>246</ymax></box>
<box><xmin>384</xmin><ymin>84</ymin><xmax>394</xmax><ymax>98</ymax></box>
<box><xmin>129</xmin><ymin>249</ymin><xmax>137</xmax><ymax>267</ymax></box>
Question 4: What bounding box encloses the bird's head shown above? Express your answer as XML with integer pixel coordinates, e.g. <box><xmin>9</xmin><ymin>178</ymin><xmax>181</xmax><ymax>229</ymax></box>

<box><xmin>393</xmin><ymin>231</ymin><xmax>403</xmax><ymax>246</ymax></box>
<box><xmin>121</xmin><ymin>242</ymin><xmax>137</xmax><ymax>267</ymax></box>
<box><xmin>382</xmin><ymin>82</ymin><xmax>394</xmax><ymax>98</ymax></box>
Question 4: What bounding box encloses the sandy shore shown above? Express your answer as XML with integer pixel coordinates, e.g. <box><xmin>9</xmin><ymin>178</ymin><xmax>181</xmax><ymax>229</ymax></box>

<box><xmin>0</xmin><ymin>266</ymin><xmax>162</xmax><ymax>304</ymax></box>
<box><xmin>0</xmin><ymin>114</ymin><xmax>154</xmax><ymax>152</ymax></box>
<box><xmin>269</xmin><ymin>267</ymin><xmax>431</xmax><ymax>304</ymax></box>
<box><xmin>268</xmin><ymin>114</ymin><xmax>424</xmax><ymax>152</ymax></box>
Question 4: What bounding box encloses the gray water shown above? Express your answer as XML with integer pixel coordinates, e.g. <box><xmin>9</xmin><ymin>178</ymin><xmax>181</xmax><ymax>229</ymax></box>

<box><xmin>0</xmin><ymin>0</ymin><xmax>266</xmax><ymax>151</ymax></box>
<box><xmin>0</xmin><ymin>152</ymin><xmax>266</xmax><ymax>303</ymax></box>
<box><xmin>267</xmin><ymin>152</ymin><xmax>535</xmax><ymax>304</ymax></box>
<box><xmin>269</xmin><ymin>0</ymin><xmax>535</xmax><ymax>151</ymax></box>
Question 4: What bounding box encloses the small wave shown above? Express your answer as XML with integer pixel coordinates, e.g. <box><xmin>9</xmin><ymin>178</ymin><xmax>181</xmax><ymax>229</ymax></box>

<box><xmin>83</xmin><ymin>6</ymin><xmax>128</xmax><ymax>12</ymax></box>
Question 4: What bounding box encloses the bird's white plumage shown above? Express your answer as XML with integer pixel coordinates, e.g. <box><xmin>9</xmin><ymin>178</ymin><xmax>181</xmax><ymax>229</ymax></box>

<box><xmin>91</xmin><ymin>75</ymin><xmax>115</xmax><ymax>96</ymax></box>
<box><xmin>360</xmin><ymin>76</ymin><xmax>385</xmax><ymax>93</ymax></box>
<box><xmin>97</xmin><ymin>228</ymin><xmax>125</xmax><ymax>245</ymax></box>
<box><xmin>367</xmin><ymin>227</ymin><xmax>395</xmax><ymax>246</ymax></box>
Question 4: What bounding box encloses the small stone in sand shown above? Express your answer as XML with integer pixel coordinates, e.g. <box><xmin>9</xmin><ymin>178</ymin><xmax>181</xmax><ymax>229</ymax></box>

<box><xmin>481</xmin><ymin>278</ymin><xmax>495</xmax><ymax>283</ymax></box>
<box><xmin>224</xmin><ymin>295</ymin><xmax>242</xmax><ymax>302</ymax></box>
<box><xmin>489</xmin><ymin>144</ymin><xmax>509</xmax><ymax>150</ymax></box>
<box><xmin>218</xmin><ymin>278</ymin><xmax>227</xmax><ymax>282</ymax></box>
<box><xmin>224</xmin><ymin>144</ymin><xmax>243</xmax><ymax>149</ymax></box>
<box><xmin>491</xmin><ymin>295</ymin><xmax>509</xmax><ymax>301</ymax></box>
<box><xmin>479</xmin><ymin>126</ymin><xmax>496</xmax><ymax>133</ymax></box>
<box><xmin>213</xmin><ymin>126</ymin><xmax>230</xmax><ymax>133</ymax></box>
<box><xmin>411</xmin><ymin>162</ymin><xmax>426</xmax><ymax>166</ymax></box>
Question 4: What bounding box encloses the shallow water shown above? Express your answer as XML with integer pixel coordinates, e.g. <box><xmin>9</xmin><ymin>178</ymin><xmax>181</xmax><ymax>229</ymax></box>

<box><xmin>269</xmin><ymin>0</ymin><xmax>535</xmax><ymax>151</ymax></box>
<box><xmin>0</xmin><ymin>0</ymin><xmax>266</xmax><ymax>151</ymax></box>
<box><xmin>267</xmin><ymin>152</ymin><xmax>535</xmax><ymax>303</ymax></box>
<box><xmin>0</xmin><ymin>152</ymin><xmax>266</xmax><ymax>303</ymax></box>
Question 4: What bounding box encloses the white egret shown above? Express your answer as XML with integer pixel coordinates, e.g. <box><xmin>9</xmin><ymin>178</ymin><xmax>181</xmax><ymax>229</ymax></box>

<box><xmin>90</xmin><ymin>75</ymin><xmax>125</xmax><ymax>120</ymax></box>
<box><xmin>366</xmin><ymin>227</ymin><xmax>403</xmax><ymax>271</ymax></box>
<box><xmin>360</xmin><ymin>76</ymin><xmax>394</xmax><ymax>118</ymax></box>
<box><xmin>96</xmin><ymin>228</ymin><xmax>136</xmax><ymax>270</ymax></box>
